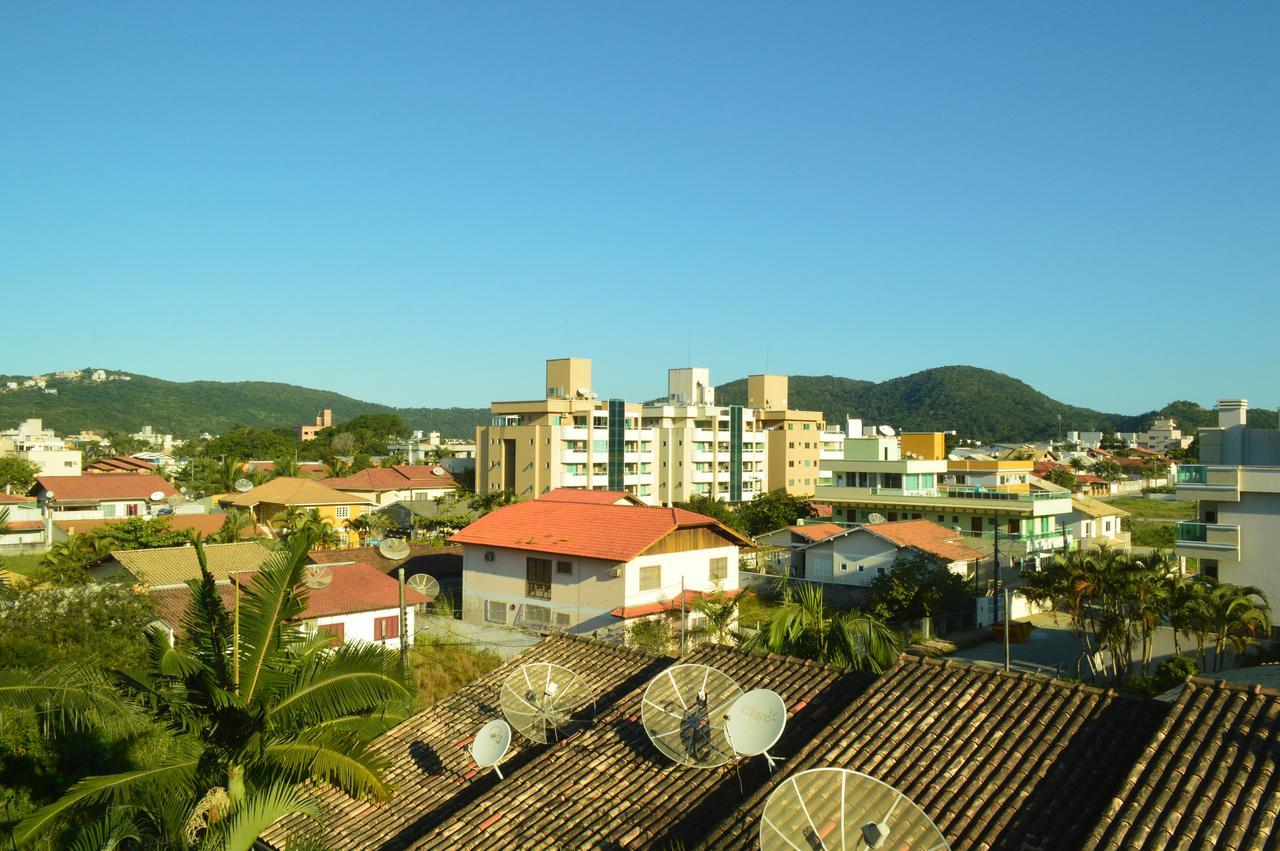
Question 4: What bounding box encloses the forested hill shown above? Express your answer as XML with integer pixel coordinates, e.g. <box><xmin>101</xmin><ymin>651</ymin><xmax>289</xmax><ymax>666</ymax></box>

<box><xmin>0</xmin><ymin>371</ymin><xmax>487</xmax><ymax>438</ymax></box>
<box><xmin>715</xmin><ymin>367</ymin><xmax>1277</xmax><ymax>442</ymax></box>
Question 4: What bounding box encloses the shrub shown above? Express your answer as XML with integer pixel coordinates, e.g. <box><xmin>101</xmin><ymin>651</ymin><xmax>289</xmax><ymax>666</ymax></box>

<box><xmin>1155</xmin><ymin>654</ymin><xmax>1199</xmax><ymax>691</ymax></box>
<box><xmin>628</xmin><ymin>617</ymin><xmax>674</xmax><ymax>656</ymax></box>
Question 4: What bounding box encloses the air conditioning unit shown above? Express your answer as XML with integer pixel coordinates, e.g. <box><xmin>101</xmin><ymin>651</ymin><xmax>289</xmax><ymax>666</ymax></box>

<box><xmin>609</xmin><ymin>566</ymin><xmax>622</xmax><ymax>578</ymax></box>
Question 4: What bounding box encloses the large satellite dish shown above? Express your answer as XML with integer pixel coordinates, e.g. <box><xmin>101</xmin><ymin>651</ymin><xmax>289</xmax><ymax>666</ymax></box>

<box><xmin>406</xmin><ymin>573</ymin><xmax>439</xmax><ymax>602</ymax></box>
<box><xmin>760</xmin><ymin>768</ymin><xmax>949</xmax><ymax>851</ymax></box>
<box><xmin>867</xmin><ymin>513</ymin><xmax>887</xmax><ymax>525</ymax></box>
<box><xmin>148</xmin><ymin>490</ymin><xmax>166</xmax><ymax>502</ymax></box>
<box><xmin>640</xmin><ymin>664</ymin><xmax>742</xmax><ymax>768</ymax></box>
<box><xmin>470</xmin><ymin>718</ymin><xmax>512</xmax><ymax>779</ymax></box>
<box><xmin>431</xmin><ymin>466</ymin><xmax>447</xmax><ymax>476</ymax></box>
<box><xmin>500</xmin><ymin>663</ymin><xmax>595</xmax><ymax>744</ymax></box>
<box><xmin>725</xmin><ymin>689</ymin><xmax>787</xmax><ymax>769</ymax></box>
<box><xmin>302</xmin><ymin>564</ymin><xmax>333</xmax><ymax>590</ymax></box>
<box><xmin>379</xmin><ymin>538</ymin><xmax>411</xmax><ymax>560</ymax></box>
<box><xmin>233</xmin><ymin>478</ymin><xmax>254</xmax><ymax>493</ymax></box>
<box><xmin>877</xmin><ymin>424</ymin><xmax>896</xmax><ymax>437</ymax></box>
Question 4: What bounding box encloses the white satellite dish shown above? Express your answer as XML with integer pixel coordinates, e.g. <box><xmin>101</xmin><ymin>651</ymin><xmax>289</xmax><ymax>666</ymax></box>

<box><xmin>760</xmin><ymin>768</ymin><xmax>949</xmax><ymax>851</ymax></box>
<box><xmin>867</xmin><ymin>513</ymin><xmax>887</xmax><ymax>525</ymax></box>
<box><xmin>877</xmin><ymin>424</ymin><xmax>896</xmax><ymax>437</ymax></box>
<box><xmin>470</xmin><ymin>718</ymin><xmax>512</xmax><ymax>779</ymax></box>
<box><xmin>431</xmin><ymin>466</ymin><xmax>446</xmax><ymax>476</ymax></box>
<box><xmin>725</xmin><ymin>689</ymin><xmax>787</xmax><ymax>770</ymax></box>
<box><xmin>406</xmin><ymin>573</ymin><xmax>439</xmax><ymax>602</ymax></box>
<box><xmin>233</xmin><ymin>478</ymin><xmax>254</xmax><ymax>493</ymax></box>
<box><xmin>640</xmin><ymin>664</ymin><xmax>742</xmax><ymax>768</ymax></box>
<box><xmin>148</xmin><ymin>490</ymin><xmax>166</xmax><ymax>502</ymax></box>
<box><xmin>500</xmin><ymin>663</ymin><xmax>595</xmax><ymax>744</ymax></box>
<box><xmin>302</xmin><ymin>564</ymin><xmax>333</xmax><ymax>590</ymax></box>
<box><xmin>379</xmin><ymin>538</ymin><xmax>411</xmax><ymax>560</ymax></box>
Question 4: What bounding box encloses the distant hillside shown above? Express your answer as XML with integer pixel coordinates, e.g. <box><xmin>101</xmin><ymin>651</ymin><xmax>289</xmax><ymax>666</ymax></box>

<box><xmin>0</xmin><ymin>370</ymin><xmax>487</xmax><ymax>438</ymax></box>
<box><xmin>715</xmin><ymin>367</ymin><xmax>1278</xmax><ymax>442</ymax></box>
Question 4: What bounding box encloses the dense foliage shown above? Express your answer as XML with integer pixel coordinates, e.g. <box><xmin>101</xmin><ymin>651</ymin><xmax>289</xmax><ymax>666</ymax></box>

<box><xmin>742</xmin><ymin>583</ymin><xmax>899</xmax><ymax>671</ymax></box>
<box><xmin>677</xmin><ymin>491</ymin><xmax>814</xmax><ymax>537</ymax></box>
<box><xmin>867</xmin><ymin>555</ymin><xmax>973</xmax><ymax>623</ymax></box>
<box><xmin>0</xmin><ymin>457</ymin><xmax>41</xmax><ymax>492</ymax></box>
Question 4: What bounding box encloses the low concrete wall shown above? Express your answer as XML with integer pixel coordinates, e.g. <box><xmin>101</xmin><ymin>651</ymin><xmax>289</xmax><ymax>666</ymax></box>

<box><xmin>414</xmin><ymin>613</ymin><xmax>542</xmax><ymax>660</ymax></box>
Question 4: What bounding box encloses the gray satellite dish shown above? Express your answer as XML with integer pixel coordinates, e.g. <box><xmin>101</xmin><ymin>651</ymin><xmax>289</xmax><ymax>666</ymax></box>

<box><xmin>640</xmin><ymin>664</ymin><xmax>742</xmax><ymax>768</ymax></box>
<box><xmin>470</xmin><ymin>718</ymin><xmax>512</xmax><ymax>779</ymax></box>
<box><xmin>760</xmin><ymin>768</ymin><xmax>949</xmax><ymax>851</ymax></box>
<box><xmin>379</xmin><ymin>538</ymin><xmax>411</xmax><ymax>560</ymax></box>
<box><xmin>500</xmin><ymin>663</ymin><xmax>595</xmax><ymax>744</ymax></box>
<box><xmin>725</xmin><ymin>688</ymin><xmax>786</xmax><ymax>770</ymax></box>
<box><xmin>877</xmin><ymin>424</ymin><xmax>896</xmax><ymax>437</ymax></box>
<box><xmin>302</xmin><ymin>564</ymin><xmax>333</xmax><ymax>590</ymax></box>
<box><xmin>867</xmin><ymin>513</ymin><xmax>887</xmax><ymax>525</ymax></box>
<box><xmin>406</xmin><ymin>573</ymin><xmax>439</xmax><ymax>602</ymax></box>
<box><xmin>431</xmin><ymin>465</ymin><xmax>447</xmax><ymax>476</ymax></box>
<box><xmin>233</xmin><ymin>478</ymin><xmax>254</xmax><ymax>493</ymax></box>
<box><xmin>148</xmin><ymin>490</ymin><xmax>166</xmax><ymax>502</ymax></box>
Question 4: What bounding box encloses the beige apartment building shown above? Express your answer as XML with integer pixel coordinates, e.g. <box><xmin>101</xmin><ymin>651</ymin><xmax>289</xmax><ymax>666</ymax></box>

<box><xmin>749</xmin><ymin>374</ymin><xmax>843</xmax><ymax>496</ymax></box>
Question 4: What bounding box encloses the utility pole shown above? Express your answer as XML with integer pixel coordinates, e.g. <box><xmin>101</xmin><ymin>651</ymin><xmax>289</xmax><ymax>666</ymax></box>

<box><xmin>679</xmin><ymin>576</ymin><xmax>687</xmax><ymax>656</ymax></box>
<box><xmin>397</xmin><ymin>566</ymin><xmax>409</xmax><ymax>667</ymax></box>
<box><xmin>994</xmin><ymin>511</ymin><xmax>1010</xmax><ymax>672</ymax></box>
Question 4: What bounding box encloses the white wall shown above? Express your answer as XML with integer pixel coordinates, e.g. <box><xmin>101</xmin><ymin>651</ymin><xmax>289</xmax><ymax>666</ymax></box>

<box><xmin>803</xmin><ymin>533</ymin><xmax>900</xmax><ymax>587</ymax></box>
<box><xmin>312</xmin><ymin>606</ymin><xmax>416</xmax><ymax>650</ymax></box>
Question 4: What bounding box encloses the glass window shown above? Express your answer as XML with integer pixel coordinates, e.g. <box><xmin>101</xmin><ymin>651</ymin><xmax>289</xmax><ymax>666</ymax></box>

<box><xmin>639</xmin><ymin>565</ymin><xmax>661</xmax><ymax>591</ymax></box>
<box><xmin>710</xmin><ymin>557</ymin><xmax>728</xmax><ymax>581</ymax></box>
<box><xmin>556</xmin><ymin>560</ymin><xmax>573</xmax><ymax>576</ymax></box>
<box><xmin>526</xmin><ymin>557</ymin><xmax>552</xmax><ymax>599</ymax></box>
<box><xmin>485</xmin><ymin>601</ymin><xmax>506</xmax><ymax>624</ymax></box>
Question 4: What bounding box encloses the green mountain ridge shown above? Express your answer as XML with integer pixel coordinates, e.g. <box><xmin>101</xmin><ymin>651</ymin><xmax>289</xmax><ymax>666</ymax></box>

<box><xmin>1</xmin><ymin>366</ymin><xmax>1271</xmax><ymax>443</ymax></box>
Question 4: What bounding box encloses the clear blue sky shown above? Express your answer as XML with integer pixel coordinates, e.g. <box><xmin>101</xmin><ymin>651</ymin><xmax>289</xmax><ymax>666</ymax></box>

<box><xmin>3</xmin><ymin>3</ymin><xmax>1277</xmax><ymax>413</ymax></box>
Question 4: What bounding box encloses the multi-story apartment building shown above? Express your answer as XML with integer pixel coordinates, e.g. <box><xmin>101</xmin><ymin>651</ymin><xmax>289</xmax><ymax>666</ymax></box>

<box><xmin>749</xmin><ymin>374</ymin><xmax>835</xmax><ymax>497</ymax></box>
<box><xmin>815</xmin><ymin>432</ymin><xmax>1074</xmax><ymax>561</ymax></box>
<box><xmin>1136</xmin><ymin>418</ymin><xmax>1194</xmax><ymax>453</ymax></box>
<box><xmin>1175</xmin><ymin>400</ymin><xmax>1280</xmax><ymax>613</ymax></box>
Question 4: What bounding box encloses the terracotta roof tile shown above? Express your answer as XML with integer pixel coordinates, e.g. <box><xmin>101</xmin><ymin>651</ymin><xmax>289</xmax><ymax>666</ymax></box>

<box><xmin>35</xmin><ymin>474</ymin><xmax>178</xmax><ymax>503</ymax></box>
<box><xmin>610</xmin><ymin>587</ymin><xmax>743</xmax><ymax>618</ymax></box>
<box><xmin>84</xmin><ymin>456</ymin><xmax>157</xmax><ymax>473</ymax></box>
<box><xmin>233</xmin><ymin>561</ymin><xmax>425</xmax><ymax>618</ymax></box>
<box><xmin>803</xmin><ymin>519</ymin><xmax>984</xmax><ymax>563</ymax></box>
<box><xmin>53</xmin><ymin>514</ymin><xmax>258</xmax><ymax>539</ymax></box>
<box><xmin>449</xmin><ymin>501</ymin><xmax>750</xmax><ymax>562</ymax></box>
<box><xmin>539</xmin><ymin>488</ymin><xmax>644</xmax><ymax>505</ymax></box>
<box><xmin>112</xmin><ymin>541</ymin><xmax>276</xmax><ymax>588</ymax></box>
<box><xmin>788</xmin><ymin>522</ymin><xmax>847</xmax><ymax>542</ymax></box>
<box><xmin>324</xmin><ymin>465</ymin><xmax>458</xmax><ymax>492</ymax></box>
<box><xmin>219</xmin><ymin>476</ymin><xmax>373</xmax><ymax>508</ymax></box>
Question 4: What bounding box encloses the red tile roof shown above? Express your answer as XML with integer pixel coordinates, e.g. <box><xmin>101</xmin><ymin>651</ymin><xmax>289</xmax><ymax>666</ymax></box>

<box><xmin>0</xmin><ymin>494</ymin><xmax>34</xmax><ymax>505</ymax></box>
<box><xmin>84</xmin><ymin>456</ymin><xmax>157</xmax><ymax>474</ymax></box>
<box><xmin>233</xmin><ymin>561</ymin><xmax>426</xmax><ymax>618</ymax></box>
<box><xmin>540</xmin><ymin>488</ymin><xmax>644</xmax><ymax>505</ymax></box>
<box><xmin>53</xmin><ymin>514</ymin><xmax>257</xmax><ymax>539</ymax></box>
<box><xmin>1</xmin><ymin>520</ymin><xmax>43</xmax><ymax>532</ymax></box>
<box><xmin>35</xmin><ymin>474</ymin><xmax>178</xmax><ymax>503</ymax></box>
<box><xmin>788</xmin><ymin>522</ymin><xmax>847</xmax><ymax>543</ymax></box>
<box><xmin>450</xmin><ymin>500</ymin><xmax>750</xmax><ymax>562</ymax></box>
<box><xmin>323</xmin><ymin>465</ymin><xmax>458</xmax><ymax>492</ymax></box>
<box><xmin>610</xmin><ymin>588</ymin><xmax>742</xmax><ymax>618</ymax></box>
<box><xmin>865</xmin><ymin>519</ymin><xmax>984</xmax><ymax>562</ymax></box>
<box><xmin>807</xmin><ymin>501</ymin><xmax>833</xmax><ymax>518</ymax></box>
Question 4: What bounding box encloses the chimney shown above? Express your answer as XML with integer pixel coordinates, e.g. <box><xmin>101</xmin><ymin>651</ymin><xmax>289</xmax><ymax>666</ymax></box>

<box><xmin>1217</xmin><ymin>399</ymin><xmax>1247</xmax><ymax>429</ymax></box>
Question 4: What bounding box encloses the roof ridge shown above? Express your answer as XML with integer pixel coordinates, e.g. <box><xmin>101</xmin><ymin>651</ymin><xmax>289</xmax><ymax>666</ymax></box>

<box><xmin>1186</xmin><ymin>675</ymin><xmax>1280</xmax><ymax>697</ymax></box>
<box><xmin>903</xmin><ymin>653</ymin><xmax>1150</xmax><ymax>700</ymax></box>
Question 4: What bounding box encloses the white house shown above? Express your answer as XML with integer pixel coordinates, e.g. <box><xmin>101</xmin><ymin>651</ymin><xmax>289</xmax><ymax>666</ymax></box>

<box><xmin>322</xmin><ymin>464</ymin><xmax>460</xmax><ymax>507</ymax></box>
<box><xmin>0</xmin><ymin>493</ymin><xmax>47</xmax><ymax>548</ymax></box>
<box><xmin>32</xmin><ymin>473</ymin><xmax>180</xmax><ymax>522</ymax></box>
<box><xmin>451</xmin><ymin>489</ymin><xmax>752</xmax><ymax>639</ymax></box>
<box><xmin>796</xmin><ymin>519</ymin><xmax>985</xmax><ymax>587</ymax></box>
<box><xmin>19</xmin><ymin>447</ymin><xmax>82</xmax><ymax>477</ymax></box>
<box><xmin>1062</xmin><ymin>495</ymin><xmax>1131</xmax><ymax>550</ymax></box>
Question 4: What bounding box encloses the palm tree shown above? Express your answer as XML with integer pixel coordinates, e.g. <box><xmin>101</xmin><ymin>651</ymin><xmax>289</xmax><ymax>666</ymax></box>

<box><xmin>214</xmin><ymin>457</ymin><xmax>246</xmax><ymax>494</ymax></box>
<box><xmin>2</xmin><ymin>534</ymin><xmax>411</xmax><ymax>847</ymax></box>
<box><xmin>272</xmin><ymin>456</ymin><xmax>303</xmax><ymax>479</ymax></box>
<box><xmin>689</xmin><ymin>588</ymin><xmax>749</xmax><ymax>646</ymax></box>
<box><xmin>324</xmin><ymin>457</ymin><xmax>350</xmax><ymax>479</ymax></box>
<box><xmin>741</xmin><ymin>583</ymin><xmax>899</xmax><ymax>672</ymax></box>
<box><xmin>1201</xmin><ymin>583</ymin><xmax>1270</xmax><ymax>671</ymax></box>
<box><xmin>0</xmin><ymin>506</ymin><xmax>10</xmax><ymax>537</ymax></box>
<box><xmin>1068</xmin><ymin>456</ymin><xmax>1089</xmax><ymax>472</ymax></box>
<box><xmin>215</xmin><ymin>507</ymin><xmax>255</xmax><ymax>543</ymax></box>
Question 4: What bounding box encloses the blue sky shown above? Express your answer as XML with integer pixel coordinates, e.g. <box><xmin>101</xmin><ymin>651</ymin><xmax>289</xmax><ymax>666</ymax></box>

<box><xmin>3</xmin><ymin>3</ymin><xmax>1277</xmax><ymax>413</ymax></box>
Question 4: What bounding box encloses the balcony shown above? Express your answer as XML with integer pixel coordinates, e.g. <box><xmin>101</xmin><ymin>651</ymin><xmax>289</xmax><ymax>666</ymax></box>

<box><xmin>1175</xmin><ymin>521</ymin><xmax>1240</xmax><ymax>561</ymax></box>
<box><xmin>814</xmin><ymin>484</ymin><xmax>1066</xmax><ymax>516</ymax></box>
<box><xmin>1175</xmin><ymin>465</ymin><xmax>1241</xmax><ymax>501</ymax></box>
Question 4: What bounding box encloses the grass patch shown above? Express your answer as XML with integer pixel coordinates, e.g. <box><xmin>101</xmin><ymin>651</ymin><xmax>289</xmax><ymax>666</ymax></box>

<box><xmin>738</xmin><ymin>593</ymin><xmax>781</xmax><ymax>630</ymax></box>
<box><xmin>408</xmin><ymin>637</ymin><xmax>502</xmax><ymax>712</ymax></box>
<box><xmin>0</xmin><ymin>552</ymin><xmax>47</xmax><ymax>577</ymax></box>
<box><xmin>1108</xmin><ymin>497</ymin><xmax>1197</xmax><ymax>521</ymax></box>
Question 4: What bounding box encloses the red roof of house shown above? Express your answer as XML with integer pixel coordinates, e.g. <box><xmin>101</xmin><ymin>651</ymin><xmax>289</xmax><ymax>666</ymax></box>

<box><xmin>0</xmin><ymin>494</ymin><xmax>34</xmax><ymax>505</ymax></box>
<box><xmin>450</xmin><ymin>501</ymin><xmax>750</xmax><ymax>562</ymax></box>
<box><xmin>808</xmin><ymin>502</ymin><xmax>834</xmax><ymax>519</ymax></box>
<box><xmin>864</xmin><ymin>519</ymin><xmax>985</xmax><ymax>562</ymax></box>
<box><xmin>53</xmin><ymin>514</ymin><xmax>257</xmax><ymax>540</ymax></box>
<box><xmin>539</xmin><ymin>488</ymin><xmax>643</xmax><ymax>506</ymax></box>
<box><xmin>35</xmin><ymin>474</ymin><xmax>178</xmax><ymax>503</ymax></box>
<box><xmin>789</xmin><ymin>522</ymin><xmax>848</xmax><ymax>543</ymax></box>
<box><xmin>323</xmin><ymin>465</ymin><xmax>458</xmax><ymax>492</ymax></box>
<box><xmin>1</xmin><ymin>520</ymin><xmax>44</xmax><ymax>532</ymax></box>
<box><xmin>1075</xmin><ymin>474</ymin><xmax>1105</xmax><ymax>484</ymax></box>
<box><xmin>84</xmin><ymin>456</ymin><xmax>158</xmax><ymax>474</ymax></box>
<box><xmin>610</xmin><ymin>588</ymin><xmax>743</xmax><ymax>619</ymax></box>
<box><xmin>235</xmin><ymin>561</ymin><xmax>426</xmax><ymax>618</ymax></box>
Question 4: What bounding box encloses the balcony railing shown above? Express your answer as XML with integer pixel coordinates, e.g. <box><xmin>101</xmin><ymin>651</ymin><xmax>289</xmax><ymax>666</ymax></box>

<box><xmin>1175</xmin><ymin>521</ymin><xmax>1240</xmax><ymax>549</ymax></box>
<box><xmin>1177</xmin><ymin>466</ymin><xmax>1208</xmax><ymax>485</ymax></box>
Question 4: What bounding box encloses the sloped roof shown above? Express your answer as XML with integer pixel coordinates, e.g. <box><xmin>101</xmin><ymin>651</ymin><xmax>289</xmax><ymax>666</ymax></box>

<box><xmin>449</xmin><ymin>500</ymin><xmax>751</xmax><ymax>562</ymax></box>
<box><xmin>788</xmin><ymin>522</ymin><xmax>847</xmax><ymax>542</ymax></box>
<box><xmin>35</xmin><ymin>474</ymin><xmax>178</xmax><ymax>503</ymax></box>
<box><xmin>800</xmin><ymin>518</ymin><xmax>984</xmax><ymax>563</ymax></box>
<box><xmin>84</xmin><ymin>456</ymin><xmax>157</xmax><ymax>473</ymax></box>
<box><xmin>112</xmin><ymin>541</ymin><xmax>276</xmax><ymax>588</ymax></box>
<box><xmin>1072</xmin><ymin>494</ymin><xmax>1130</xmax><ymax>519</ymax></box>
<box><xmin>807</xmin><ymin>501</ymin><xmax>833</xmax><ymax>518</ymax></box>
<box><xmin>699</xmin><ymin>655</ymin><xmax>1169</xmax><ymax>851</ymax></box>
<box><xmin>1089</xmin><ymin>678</ymin><xmax>1280</xmax><ymax>850</ymax></box>
<box><xmin>219</xmin><ymin>476</ymin><xmax>372</xmax><ymax>508</ymax></box>
<box><xmin>233</xmin><ymin>560</ymin><xmax>425</xmax><ymax>618</ymax></box>
<box><xmin>324</xmin><ymin>465</ymin><xmax>458</xmax><ymax>492</ymax></box>
<box><xmin>539</xmin><ymin>487</ymin><xmax>645</xmax><ymax>506</ymax></box>
<box><xmin>53</xmin><ymin>513</ymin><xmax>258</xmax><ymax>539</ymax></box>
<box><xmin>262</xmin><ymin>636</ymin><xmax>867</xmax><ymax>851</ymax></box>
<box><xmin>610</xmin><ymin>587</ymin><xmax>743</xmax><ymax>618</ymax></box>
<box><xmin>0</xmin><ymin>494</ymin><xmax>36</xmax><ymax>505</ymax></box>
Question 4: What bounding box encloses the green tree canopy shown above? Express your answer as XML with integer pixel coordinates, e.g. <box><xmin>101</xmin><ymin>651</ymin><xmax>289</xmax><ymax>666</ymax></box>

<box><xmin>868</xmin><ymin>555</ymin><xmax>973</xmax><ymax>623</ymax></box>
<box><xmin>0</xmin><ymin>457</ymin><xmax>41</xmax><ymax>492</ymax></box>
<box><xmin>735</xmin><ymin>491</ymin><xmax>816</xmax><ymax>537</ymax></box>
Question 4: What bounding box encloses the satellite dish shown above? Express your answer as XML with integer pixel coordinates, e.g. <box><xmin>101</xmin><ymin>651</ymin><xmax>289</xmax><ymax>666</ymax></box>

<box><xmin>725</xmin><ymin>689</ymin><xmax>787</xmax><ymax>769</ymax></box>
<box><xmin>148</xmin><ymin>490</ymin><xmax>166</xmax><ymax>502</ymax></box>
<box><xmin>877</xmin><ymin>424</ymin><xmax>896</xmax><ymax>437</ymax></box>
<box><xmin>431</xmin><ymin>466</ymin><xmax>446</xmax><ymax>476</ymax></box>
<box><xmin>379</xmin><ymin>538</ymin><xmax>411</xmax><ymax>560</ymax></box>
<box><xmin>640</xmin><ymin>664</ymin><xmax>742</xmax><ymax>768</ymax></box>
<box><xmin>760</xmin><ymin>768</ymin><xmax>949</xmax><ymax>851</ymax></box>
<box><xmin>500</xmin><ymin>663</ymin><xmax>595</xmax><ymax>744</ymax></box>
<box><xmin>302</xmin><ymin>564</ymin><xmax>333</xmax><ymax>590</ymax></box>
<box><xmin>406</xmin><ymin>573</ymin><xmax>440</xmax><ymax>602</ymax></box>
<box><xmin>233</xmin><ymin>478</ymin><xmax>254</xmax><ymax>493</ymax></box>
<box><xmin>867</xmin><ymin>513</ymin><xmax>887</xmax><ymax>525</ymax></box>
<box><xmin>470</xmin><ymin>719</ymin><xmax>512</xmax><ymax>779</ymax></box>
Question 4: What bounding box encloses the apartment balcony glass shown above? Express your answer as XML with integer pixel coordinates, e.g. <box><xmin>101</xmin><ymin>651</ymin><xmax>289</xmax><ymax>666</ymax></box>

<box><xmin>1177</xmin><ymin>465</ymin><xmax>1209</xmax><ymax>485</ymax></box>
<box><xmin>1175</xmin><ymin>521</ymin><xmax>1241</xmax><ymax>560</ymax></box>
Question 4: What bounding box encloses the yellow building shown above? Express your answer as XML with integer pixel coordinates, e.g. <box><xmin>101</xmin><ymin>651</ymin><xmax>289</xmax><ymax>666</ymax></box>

<box><xmin>219</xmin><ymin>477</ymin><xmax>372</xmax><ymax>547</ymax></box>
<box><xmin>749</xmin><ymin>374</ymin><xmax>842</xmax><ymax>497</ymax></box>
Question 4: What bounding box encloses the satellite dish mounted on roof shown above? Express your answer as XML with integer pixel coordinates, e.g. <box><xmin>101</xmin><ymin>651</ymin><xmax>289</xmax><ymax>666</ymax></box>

<box><xmin>760</xmin><ymin>768</ymin><xmax>949</xmax><ymax>851</ymax></box>
<box><xmin>877</xmin><ymin>424</ymin><xmax>896</xmax><ymax>437</ymax></box>
<box><xmin>724</xmin><ymin>688</ymin><xmax>787</xmax><ymax>771</ymax></box>
<box><xmin>431</xmin><ymin>466</ymin><xmax>446</xmax><ymax>476</ymax></box>
<box><xmin>867</xmin><ymin>513</ymin><xmax>887</xmax><ymax>525</ymax></box>
<box><xmin>233</xmin><ymin>478</ymin><xmax>254</xmax><ymax>493</ymax></box>
<box><xmin>148</xmin><ymin>490</ymin><xmax>167</xmax><ymax>502</ymax></box>
<box><xmin>470</xmin><ymin>718</ymin><xmax>512</xmax><ymax>779</ymax></box>
<box><xmin>379</xmin><ymin>538</ymin><xmax>411</xmax><ymax>560</ymax></box>
<box><xmin>641</xmin><ymin>664</ymin><xmax>742</xmax><ymax>768</ymax></box>
<box><xmin>302</xmin><ymin>564</ymin><xmax>333</xmax><ymax>590</ymax></box>
<box><xmin>406</xmin><ymin>573</ymin><xmax>439</xmax><ymax>602</ymax></box>
<box><xmin>501</xmin><ymin>663</ymin><xmax>595</xmax><ymax>744</ymax></box>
